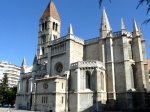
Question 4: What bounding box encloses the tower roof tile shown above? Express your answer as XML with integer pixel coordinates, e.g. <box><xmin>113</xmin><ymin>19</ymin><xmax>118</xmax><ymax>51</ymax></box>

<box><xmin>40</xmin><ymin>1</ymin><xmax>60</xmax><ymax>21</ymax></box>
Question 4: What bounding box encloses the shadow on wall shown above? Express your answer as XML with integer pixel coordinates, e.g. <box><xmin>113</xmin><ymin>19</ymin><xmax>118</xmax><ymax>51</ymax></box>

<box><xmin>82</xmin><ymin>92</ymin><xmax>150</xmax><ymax>112</ymax></box>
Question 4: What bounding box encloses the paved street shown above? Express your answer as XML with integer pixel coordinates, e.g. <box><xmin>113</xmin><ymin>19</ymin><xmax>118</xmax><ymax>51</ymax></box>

<box><xmin>0</xmin><ymin>108</ymin><xmax>40</xmax><ymax>112</ymax></box>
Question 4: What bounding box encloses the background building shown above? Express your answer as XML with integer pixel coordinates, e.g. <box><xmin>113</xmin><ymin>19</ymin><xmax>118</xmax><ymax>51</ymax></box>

<box><xmin>0</xmin><ymin>61</ymin><xmax>21</xmax><ymax>87</ymax></box>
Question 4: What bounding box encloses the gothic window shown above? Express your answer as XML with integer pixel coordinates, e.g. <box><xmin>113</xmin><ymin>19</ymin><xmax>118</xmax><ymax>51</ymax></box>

<box><xmin>62</xmin><ymin>83</ymin><xmax>63</xmax><ymax>89</ymax></box>
<box><xmin>26</xmin><ymin>79</ymin><xmax>29</xmax><ymax>93</ymax></box>
<box><xmin>42</xmin><ymin>47</ymin><xmax>45</xmax><ymax>55</ymax></box>
<box><xmin>43</xmin><ymin>83</ymin><xmax>48</xmax><ymax>89</ymax></box>
<box><xmin>42</xmin><ymin>35</ymin><xmax>46</xmax><ymax>43</ymax></box>
<box><xmin>45</xmin><ymin>21</ymin><xmax>47</xmax><ymax>30</ymax></box>
<box><xmin>86</xmin><ymin>71</ymin><xmax>91</xmax><ymax>89</ymax></box>
<box><xmin>131</xmin><ymin>64</ymin><xmax>137</xmax><ymax>88</ymax></box>
<box><xmin>46</xmin><ymin>96</ymin><xmax>48</xmax><ymax>103</ymax></box>
<box><xmin>42</xmin><ymin>22</ymin><xmax>44</xmax><ymax>31</ymax></box>
<box><xmin>53</xmin><ymin>22</ymin><xmax>55</xmax><ymax>30</ymax></box>
<box><xmin>44</xmin><ymin>96</ymin><xmax>45</xmax><ymax>103</ymax></box>
<box><xmin>128</xmin><ymin>41</ymin><xmax>133</xmax><ymax>59</ymax></box>
<box><xmin>101</xmin><ymin>72</ymin><xmax>104</xmax><ymax>90</ymax></box>
<box><xmin>42</xmin><ymin>96</ymin><xmax>43</xmax><ymax>103</ymax></box>
<box><xmin>55</xmin><ymin>23</ymin><xmax>58</xmax><ymax>31</ymax></box>
<box><xmin>53</xmin><ymin>35</ymin><xmax>57</xmax><ymax>40</ymax></box>
<box><xmin>60</xmin><ymin>45</ymin><xmax>62</xmax><ymax>52</ymax></box>
<box><xmin>62</xmin><ymin>96</ymin><xmax>63</xmax><ymax>104</ymax></box>
<box><xmin>55</xmin><ymin>62</ymin><xmax>63</xmax><ymax>73</ymax></box>
<box><xmin>51</xmin><ymin>47</ymin><xmax>54</xmax><ymax>54</ymax></box>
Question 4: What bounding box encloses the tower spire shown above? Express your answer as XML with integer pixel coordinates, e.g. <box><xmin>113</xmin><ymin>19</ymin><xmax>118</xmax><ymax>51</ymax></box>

<box><xmin>21</xmin><ymin>58</ymin><xmax>26</xmax><ymax>74</ymax></box>
<box><xmin>121</xmin><ymin>18</ymin><xmax>126</xmax><ymax>30</ymax></box>
<box><xmin>121</xmin><ymin>18</ymin><xmax>126</xmax><ymax>35</ymax></box>
<box><xmin>33</xmin><ymin>54</ymin><xmax>38</xmax><ymax>65</ymax></box>
<box><xmin>21</xmin><ymin>57</ymin><xmax>26</xmax><ymax>68</ymax></box>
<box><xmin>68</xmin><ymin>23</ymin><xmax>73</xmax><ymax>35</ymax></box>
<box><xmin>133</xmin><ymin>19</ymin><xmax>138</xmax><ymax>32</ymax></box>
<box><xmin>100</xmin><ymin>7</ymin><xmax>112</xmax><ymax>38</ymax></box>
<box><xmin>40</xmin><ymin>0</ymin><xmax>60</xmax><ymax>21</ymax></box>
<box><xmin>133</xmin><ymin>19</ymin><xmax>139</xmax><ymax>37</ymax></box>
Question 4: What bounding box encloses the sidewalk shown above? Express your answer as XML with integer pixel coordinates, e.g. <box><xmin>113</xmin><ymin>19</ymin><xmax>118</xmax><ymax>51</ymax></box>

<box><xmin>0</xmin><ymin>107</ymin><xmax>40</xmax><ymax>112</ymax></box>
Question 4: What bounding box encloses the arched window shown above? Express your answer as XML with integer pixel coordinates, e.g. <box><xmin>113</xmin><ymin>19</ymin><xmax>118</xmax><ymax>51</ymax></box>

<box><xmin>62</xmin><ymin>96</ymin><xmax>63</xmax><ymax>104</ymax></box>
<box><xmin>26</xmin><ymin>79</ymin><xmax>29</xmax><ymax>93</ymax></box>
<box><xmin>128</xmin><ymin>41</ymin><xmax>133</xmax><ymax>59</ymax></box>
<box><xmin>42</xmin><ymin>35</ymin><xmax>46</xmax><ymax>43</ymax></box>
<box><xmin>86</xmin><ymin>71</ymin><xmax>91</xmax><ymax>89</ymax></box>
<box><xmin>55</xmin><ymin>23</ymin><xmax>58</xmax><ymax>31</ymax></box>
<box><xmin>101</xmin><ymin>72</ymin><xmax>104</xmax><ymax>90</ymax></box>
<box><xmin>53</xmin><ymin>35</ymin><xmax>57</xmax><ymax>40</ymax></box>
<box><xmin>131</xmin><ymin>64</ymin><xmax>137</xmax><ymax>88</ymax></box>
<box><xmin>53</xmin><ymin>22</ymin><xmax>55</xmax><ymax>30</ymax></box>
<box><xmin>42</xmin><ymin>22</ymin><xmax>44</xmax><ymax>31</ymax></box>
<box><xmin>42</xmin><ymin>47</ymin><xmax>45</xmax><ymax>55</ymax></box>
<box><xmin>45</xmin><ymin>21</ymin><xmax>47</xmax><ymax>30</ymax></box>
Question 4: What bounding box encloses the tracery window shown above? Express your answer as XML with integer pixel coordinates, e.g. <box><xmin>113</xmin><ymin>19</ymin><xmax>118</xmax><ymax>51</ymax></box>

<box><xmin>42</xmin><ymin>35</ymin><xmax>46</xmax><ymax>43</ymax></box>
<box><xmin>101</xmin><ymin>72</ymin><xmax>104</xmax><ymax>90</ymax></box>
<box><xmin>45</xmin><ymin>21</ymin><xmax>47</xmax><ymax>29</ymax></box>
<box><xmin>128</xmin><ymin>41</ymin><xmax>133</xmax><ymax>59</ymax></box>
<box><xmin>131</xmin><ymin>64</ymin><xmax>137</xmax><ymax>88</ymax></box>
<box><xmin>86</xmin><ymin>71</ymin><xmax>91</xmax><ymax>89</ymax></box>
<box><xmin>53</xmin><ymin>22</ymin><xmax>55</xmax><ymax>30</ymax></box>
<box><xmin>42</xmin><ymin>47</ymin><xmax>45</xmax><ymax>55</ymax></box>
<box><xmin>26</xmin><ymin>79</ymin><xmax>29</xmax><ymax>93</ymax></box>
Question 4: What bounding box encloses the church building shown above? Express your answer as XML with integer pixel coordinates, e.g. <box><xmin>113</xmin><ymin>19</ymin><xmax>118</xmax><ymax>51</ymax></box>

<box><xmin>15</xmin><ymin>1</ymin><xmax>150</xmax><ymax>111</ymax></box>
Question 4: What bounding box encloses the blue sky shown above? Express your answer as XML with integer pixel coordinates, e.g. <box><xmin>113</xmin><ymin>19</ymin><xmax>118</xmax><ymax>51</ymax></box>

<box><xmin>0</xmin><ymin>0</ymin><xmax>150</xmax><ymax>66</ymax></box>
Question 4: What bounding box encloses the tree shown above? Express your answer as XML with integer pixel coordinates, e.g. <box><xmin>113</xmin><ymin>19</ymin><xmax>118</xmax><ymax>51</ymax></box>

<box><xmin>99</xmin><ymin>0</ymin><xmax>150</xmax><ymax>23</ymax></box>
<box><xmin>137</xmin><ymin>0</ymin><xmax>150</xmax><ymax>24</ymax></box>
<box><xmin>0</xmin><ymin>73</ymin><xmax>17</xmax><ymax>106</ymax></box>
<box><xmin>0</xmin><ymin>73</ymin><xmax>8</xmax><ymax>105</ymax></box>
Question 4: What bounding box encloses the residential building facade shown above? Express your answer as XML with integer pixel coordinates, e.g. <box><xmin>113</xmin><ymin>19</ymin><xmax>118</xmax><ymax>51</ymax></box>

<box><xmin>0</xmin><ymin>61</ymin><xmax>21</xmax><ymax>88</ymax></box>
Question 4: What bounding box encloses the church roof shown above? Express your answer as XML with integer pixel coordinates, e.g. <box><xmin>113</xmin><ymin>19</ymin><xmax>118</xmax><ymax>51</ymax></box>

<box><xmin>40</xmin><ymin>1</ymin><xmax>60</xmax><ymax>21</ymax></box>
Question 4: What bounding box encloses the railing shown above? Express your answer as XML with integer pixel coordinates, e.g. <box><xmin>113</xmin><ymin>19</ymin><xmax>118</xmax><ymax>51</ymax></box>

<box><xmin>71</xmin><ymin>60</ymin><xmax>105</xmax><ymax>69</ymax></box>
<box><xmin>112</xmin><ymin>31</ymin><xmax>133</xmax><ymax>37</ymax></box>
<box><xmin>49</xmin><ymin>35</ymin><xmax>84</xmax><ymax>45</ymax></box>
<box><xmin>85</xmin><ymin>37</ymin><xmax>99</xmax><ymax>45</ymax></box>
<box><xmin>39</xmin><ymin>53</ymin><xmax>48</xmax><ymax>59</ymax></box>
<box><xmin>112</xmin><ymin>31</ymin><xmax>122</xmax><ymax>37</ymax></box>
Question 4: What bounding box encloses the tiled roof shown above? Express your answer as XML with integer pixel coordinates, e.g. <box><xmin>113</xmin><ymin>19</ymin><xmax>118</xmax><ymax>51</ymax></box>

<box><xmin>40</xmin><ymin>1</ymin><xmax>60</xmax><ymax>21</ymax></box>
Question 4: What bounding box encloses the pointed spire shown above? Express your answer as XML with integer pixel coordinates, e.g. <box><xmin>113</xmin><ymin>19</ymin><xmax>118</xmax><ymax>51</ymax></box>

<box><xmin>121</xmin><ymin>18</ymin><xmax>126</xmax><ymax>30</ymax></box>
<box><xmin>40</xmin><ymin>0</ymin><xmax>60</xmax><ymax>21</ymax></box>
<box><xmin>68</xmin><ymin>23</ymin><xmax>73</xmax><ymax>35</ymax></box>
<box><xmin>33</xmin><ymin>54</ymin><xmax>38</xmax><ymax>65</ymax></box>
<box><xmin>138</xmin><ymin>24</ymin><xmax>143</xmax><ymax>38</ymax></box>
<box><xmin>138</xmin><ymin>24</ymin><xmax>142</xmax><ymax>34</ymax></box>
<box><xmin>133</xmin><ymin>19</ymin><xmax>138</xmax><ymax>32</ymax></box>
<box><xmin>101</xmin><ymin>7</ymin><xmax>112</xmax><ymax>31</ymax></box>
<box><xmin>133</xmin><ymin>19</ymin><xmax>139</xmax><ymax>37</ymax></box>
<box><xmin>21</xmin><ymin>58</ymin><xmax>26</xmax><ymax>68</ymax></box>
<box><xmin>100</xmin><ymin>7</ymin><xmax>112</xmax><ymax>38</ymax></box>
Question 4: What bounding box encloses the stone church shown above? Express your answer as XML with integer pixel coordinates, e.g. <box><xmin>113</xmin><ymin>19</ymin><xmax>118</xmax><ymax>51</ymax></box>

<box><xmin>15</xmin><ymin>1</ymin><xmax>150</xmax><ymax>112</ymax></box>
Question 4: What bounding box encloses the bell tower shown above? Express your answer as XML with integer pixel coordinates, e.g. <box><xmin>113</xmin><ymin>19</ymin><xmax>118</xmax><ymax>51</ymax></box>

<box><xmin>37</xmin><ymin>0</ymin><xmax>61</xmax><ymax>61</ymax></box>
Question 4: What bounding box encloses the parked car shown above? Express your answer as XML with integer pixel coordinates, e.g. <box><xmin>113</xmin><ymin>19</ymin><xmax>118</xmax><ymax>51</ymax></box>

<box><xmin>3</xmin><ymin>104</ymin><xmax>9</xmax><ymax>107</ymax></box>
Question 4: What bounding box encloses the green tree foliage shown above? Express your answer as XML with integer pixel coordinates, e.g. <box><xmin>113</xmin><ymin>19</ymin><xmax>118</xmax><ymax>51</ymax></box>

<box><xmin>137</xmin><ymin>0</ymin><xmax>150</xmax><ymax>24</ymax></box>
<box><xmin>0</xmin><ymin>73</ymin><xmax>8</xmax><ymax>104</ymax></box>
<box><xmin>0</xmin><ymin>74</ymin><xmax>17</xmax><ymax>106</ymax></box>
<box><xmin>99</xmin><ymin>0</ymin><xmax>150</xmax><ymax>23</ymax></box>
